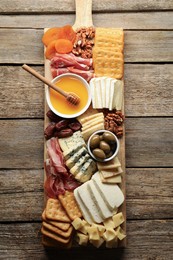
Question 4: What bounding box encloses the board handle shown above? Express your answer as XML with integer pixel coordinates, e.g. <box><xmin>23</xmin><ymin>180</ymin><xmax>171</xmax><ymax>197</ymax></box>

<box><xmin>73</xmin><ymin>0</ymin><xmax>93</xmax><ymax>29</ymax></box>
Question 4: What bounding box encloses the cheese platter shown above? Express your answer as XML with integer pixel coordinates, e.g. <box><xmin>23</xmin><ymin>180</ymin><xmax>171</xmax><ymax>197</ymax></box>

<box><xmin>41</xmin><ymin>0</ymin><xmax>126</xmax><ymax>249</ymax></box>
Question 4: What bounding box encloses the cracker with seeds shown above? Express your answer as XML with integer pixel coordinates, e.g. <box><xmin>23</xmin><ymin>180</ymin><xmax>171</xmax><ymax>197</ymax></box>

<box><xmin>58</xmin><ymin>191</ymin><xmax>82</xmax><ymax>221</ymax></box>
<box><xmin>45</xmin><ymin>198</ymin><xmax>71</xmax><ymax>223</ymax></box>
<box><xmin>42</xmin><ymin>210</ymin><xmax>70</xmax><ymax>231</ymax></box>
<box><xmin>42</xmin><ymin>221</ymin><xmax>73</xmax><ymax>238</ymax></box>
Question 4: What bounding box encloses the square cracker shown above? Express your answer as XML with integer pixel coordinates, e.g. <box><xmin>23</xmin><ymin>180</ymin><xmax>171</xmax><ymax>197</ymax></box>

<box><xmin>45</xmin><ymin>198</ymin><xmax>70</xmax><ymax>222</ymax></box>
<box><xmin>42</xmin><ymin>210</ymin><xmax>70</xmax><ymax>231</ymax></box>
<box><xmin>58</xmin><ymin>191</ymin><xmax>82</xmax><ymax>221</ymax></box>
<box><xmin>42</xmin><ymin>221</ymin><xmax>73</xmax><ymax>238</ymax></box>
<box><xmin>41</xmin><ymin>226</ymin><xmax>71</xmax><ymax>244</ymax></box>
<box><xmin>42</xmin><ymin>234</ymin><xmax>72</xmax><ymax>248</ymax></box>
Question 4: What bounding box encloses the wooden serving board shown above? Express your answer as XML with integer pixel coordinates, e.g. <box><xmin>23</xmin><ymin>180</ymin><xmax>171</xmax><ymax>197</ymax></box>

<box><xmin>43</xmin><ymin>0</ymin><xmax>126</xmax><ymax>248</ymax></box>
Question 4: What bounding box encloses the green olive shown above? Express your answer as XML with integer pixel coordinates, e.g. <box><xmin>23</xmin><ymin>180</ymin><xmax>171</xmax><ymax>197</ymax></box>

<box><xmin>102</xmin><ymin>132</ymin><xmax>116</xmax><ymax>144</ymax></box>
<box><xmin>99</xmin><ymin>141</ymin><xmax>111</xmax><ymax>154</ymax></box>
<box><xmin>90</xmin><ymin>134</ymin><xmax>100</xmax><ymax>149</ymax></box>
<box><xmin>92</xmin><ymin>148</ymin><xmax>106</xmax><ymax>160</ymax></box>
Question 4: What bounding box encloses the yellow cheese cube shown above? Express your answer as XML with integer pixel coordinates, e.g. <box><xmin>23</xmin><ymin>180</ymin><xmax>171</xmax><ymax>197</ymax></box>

<box><xmin>112</xmin><ymin>212</ymin><xmax>125</xmax><ymax>228</ymax></box>
<box><xmin>102</xmin><ymin>228</ymin><xmax>117</xmax><ymax>242</ymax></box>
<box><xmin>116</xmin><ymin>226</ymin><xmax>126</xmax><ymax>241</ymax></box>
<box><xmin>79</xmin><ymin>220</ymin><xmax>90</xmax><ymax>235</ymax></box>
<box><xmin>76</xmin><ymin>232</ymin><xmax>89</xmax><ymax>246</ymax></box>
<box><xmin>103</xmin><ymin>217</ymin><xmax>115</xmax><ymax>229</ymax></box>
<box><xmin>87</xmin><ymin>225</ymin><xmax>100</xmax><ymax>241</ymax></box>
<box><xmin>72</xmin><ymin>217</ymin><xmax>83</xmax><ymax>230</ymax></box>
<box><xmin>93</xmin><ymin>223</ymin><xmax>106</xmax><ymax>237</ymax></box>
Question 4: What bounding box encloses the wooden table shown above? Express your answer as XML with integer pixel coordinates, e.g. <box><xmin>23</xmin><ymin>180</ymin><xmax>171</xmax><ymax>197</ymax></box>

<box><xmin>0</xmin><ymin>0</ymin><xmax>173</xmax><ymax>259</ymax></box>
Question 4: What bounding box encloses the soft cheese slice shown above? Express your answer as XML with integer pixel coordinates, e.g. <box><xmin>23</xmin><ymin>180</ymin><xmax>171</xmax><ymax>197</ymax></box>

<box><xmin>112</xmin><ymin>80</ymin><xmax>123</xmax><ymax>110</ymax></box>
<box><xmin>70</xmin><ymin>154</ymin><xmax>90</xmax><ymax>176</ymax></box>
<box><xmin>95</xmin><ymin>78</ymin><xmax>102</xmax><ymax>109</ymax></box>
<box><xmin>92</xmin><ymin>171</ymin><xmax>124</xmax><ymax>210</ymax></box>
<box><xmin>74</xmin><ymin>189</ymin><xmax>93</xmax><ymax>224</ymax></box>
<box><xmin>109</xmin><ymin>79</ymin><xmax>116</xmax><ymax>110</ymax></box>
<box><xmin>105</xmin><ymin>78</ymin><xmax>113</xmax><ymax>108</ymax></box>
<box><xmin>65</xmin><ymin>146</ymin><xmax>87</xmax><ymax>169</ymax></box>
<box><xmin>89</xmin><ymin>78</ymin><xmax>96</xmax><ymax>108</ymax></box>
<box><xmin>100</xmin><ymin>77</ymin><xmax>107</xmax><ymax>108</ymax></box>
<box><xmin>77</xmin><ymin>182</ymin><xmax>104</xmax><ymax>223</ymax></box>
<box><xmin>88</xmin><ymin>180</ymin><xmax>113</xmax><ymax>219</ymax></box>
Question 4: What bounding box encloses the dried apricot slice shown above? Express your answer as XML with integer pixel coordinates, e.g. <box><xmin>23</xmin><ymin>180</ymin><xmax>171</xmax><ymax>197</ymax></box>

<box><xmin>55</xmin><ymin>39</ymin><xmax>73</xmax><ymax>54</ymax></box>
<box><xmin>42</xmin><ymin>27</ymin><xmax>62</xmax><ymax>46</ymax></box>
<box><xmin>45</xmin><ymin>40</ymin><xmax>57</xmax><ymax>60</ymax></box>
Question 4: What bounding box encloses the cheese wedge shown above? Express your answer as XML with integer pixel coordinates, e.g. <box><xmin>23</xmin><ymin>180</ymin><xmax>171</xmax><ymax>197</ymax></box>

<box><xmin>75</xmin><ymin>159</ymin><xmax>97</xmax><ymax>183</ymax></box>
<box><xmin>82</xmin><ymin>122</ymin><xmax>104</xmax><ymax>141</ymax></box>
<box><xmin>87</xmin><ymin>180</ymin><xmax>113</xmax><ymax>219</ymax></box>
<box><xmin>101</xmin><ymin>167</ymin><xmax>123</xmax><ymax>179</ymax></box>
<box><xmin>112</xmin><ymin>80</ymin><xmax>123</xmax><ymax>110</ymax></box>
<box><xmin>76</xmin><ymin>182</ymin><xmax>104</xmax><ymax>223</ymax></box>
<box><xmin>63</xmin><ymin>143</ymin><xmax>84</xmax><ymax>160</ymax></box>
<box><xmin>59</xmin><ymin>131</ymin><xmax>85</xmax><ymax>152</ymax></box>
<box><xmin>97</xmin><ymin>156</ymin><xmax>121</xmax><ymax>171</ymax></box>
<box><xmin>82</xmin><ymin>116</ymin><xmax>104</xmax><ymax>132</ymax></box>
<box><xmin>70</xmin><ymin>154</ymin><xmax>90</xmax><ymax>176</ymax></box>
<box><xmin>105</xmin><ymin>77</ymin><xmax>113</xmax><ymax>108</ymax></box>
<box><xmin>74</xmin><ymin>189</ymin><xmax>93</xmax><ymax>224</ymax></box>
<box><xmin>79</xmin><ymin>112</ymin><xmax>103</xmax><ymax>124</ymax></box>
<box><xmin>92</xmin><ymin>171</ymin><xmax>124</xmax><ymax>210</ymax></box>
<box><xmin>100</xmin><ymin>173</ymin><xmax>122</xmax><ymax>184</ymax></box>
<box><xmin>65</xmin><ymin>146</ymin><xmax>87</xmax><ymax>168</ymax></box>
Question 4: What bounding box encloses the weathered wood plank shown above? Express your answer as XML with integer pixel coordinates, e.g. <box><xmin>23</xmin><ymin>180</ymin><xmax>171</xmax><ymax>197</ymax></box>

<box><xmin>0</xmin><ymin>29</ymin><xmax>173</xmax><ymax>64</ymax></box>
<box><xmin>1</xmin><ymin>12</ymin><xmax>173</xmax><ymax>29</ymax></box>
<box><xmin>0</xmin><ymin>168</ymin><xmax>172</xmax><ymax>221</ymax></box>
<box><xmin>0</xmin><ymin>118</ymin><xmax>172</xmax><ymax>168</ymax></box>
<box><xmin>1</xmin><ymin>64</ymin><xmax>172</xmax><ymax>118</ymax></box>
<box><xmin>0</xmin><ymin>220</ymin><xmax>172</xmax><ymax>259</ymax></box>
<box><xmin>0</xmin><ymin>0</ymin><xmax>173</xmax><ymax>13</ymax></box>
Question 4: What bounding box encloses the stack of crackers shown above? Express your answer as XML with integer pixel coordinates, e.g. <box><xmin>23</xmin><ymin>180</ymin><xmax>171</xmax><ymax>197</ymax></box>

<box><xmin>93</xmin><ymin>28</ymin><xmax>124</xmax><ymax>79</ymax></box>
<box><xmin>41</xmin><ymin>191</ymin><xmax>82</xmax><ymax>248</ymax></box>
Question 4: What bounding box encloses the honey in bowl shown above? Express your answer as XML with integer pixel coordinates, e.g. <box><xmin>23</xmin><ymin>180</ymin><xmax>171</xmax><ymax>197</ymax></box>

<box><xmin>47</xmin><ymin>73</ymin><xmax>91</xmax><ymax>118</ymax></box>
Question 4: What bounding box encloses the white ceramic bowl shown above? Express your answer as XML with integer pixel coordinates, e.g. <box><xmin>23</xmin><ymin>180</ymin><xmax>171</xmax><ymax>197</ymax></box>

<box><xmin>46</xmin><ymin>73</ymin><xmax>91</xmax><ymax>118</ymax></box>
<box><xmin>87</xmin><ymin>130</ymin><xmax>120</xmax><ymax>162</ymax></box>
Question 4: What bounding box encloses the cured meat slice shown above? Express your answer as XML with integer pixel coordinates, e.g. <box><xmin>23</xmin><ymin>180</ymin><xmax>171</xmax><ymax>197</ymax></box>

<box><xmin>67</xmin><ymin>67</ymin><xmax>94</xmax><ymax>82</ymax></box>
<box><xmin>51</xmin><ymin>53</ymin><xmax>89</xmax><ymax>71</ymax></box>
<box><xmin>46</xmin><ymin>138</ymin><xmax>67</xmax><ymax>175</ymax></box>
<box><xmin>69</xmin><ymin>53</ymin><xmax>93</xmax><ymax>67</ymax></box>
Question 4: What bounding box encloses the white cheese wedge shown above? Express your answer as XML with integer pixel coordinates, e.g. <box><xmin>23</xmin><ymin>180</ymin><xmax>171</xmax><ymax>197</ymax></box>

<box><xmin>89</xmin><ymin>78</ymin><xmax>96</xmax><ymax>108</ymax></box>
<box><xmin>95</xmin><ymin>78</ymin><xmax>102</xmax><ymax>109</ymax></box>
<box><xmin>112</xmin><ymin>80</ymin><xmax>123</xmax><ymax>110</ymax></box>
<box><xmin>109</xmin><ymin>79</ymin><xmax>116</xmax><ymax>110</ymax></box>
<box><xmin>92</xmin><ymin>171</ymin><xmax>124</xmax><ymax>210</ymax></box>
<box><xmin>70</xmin><ymin>154</ymin><xmax>90</xmax><ymax>176</ymax></box>
<box><xmin>87</xmin><ymin>180</ymin><xmax>113</xmax><ymax>220</ymax></box>
<box><xmin>76</xmin><ymin>182</ymin><xmax>104</xmax><ymax>223</ymax></box>
<box><xmin>105</xmin><ymin>78</ymin><xmax>113</xmax><ymax>108</ymax></box>
<box><xmin>100</xmin><ymin>77</ymin><xmax>107</xmax><ymax>108</ymax></box>
<box><xmin>74</xmin><ymin>189</ymin><xmax>93</xmax><ymax>224</ymax></box>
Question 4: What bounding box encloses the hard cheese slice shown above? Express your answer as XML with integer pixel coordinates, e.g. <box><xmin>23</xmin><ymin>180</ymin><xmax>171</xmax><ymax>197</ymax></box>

<box><xmin>92</xmin><ymin>171</ymin><xmax>124</xmax><ymax>211</ymax></box>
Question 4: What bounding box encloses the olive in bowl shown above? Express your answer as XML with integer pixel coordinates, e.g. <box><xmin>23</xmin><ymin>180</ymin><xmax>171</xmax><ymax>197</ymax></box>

<box><xmin>87</xmin><ymin>130</ymin><xmax>120</xmax><ymax>162</ymax></box>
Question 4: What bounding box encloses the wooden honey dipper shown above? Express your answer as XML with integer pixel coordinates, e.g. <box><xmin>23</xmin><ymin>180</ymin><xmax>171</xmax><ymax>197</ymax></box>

<box><xmin>22</xmin><ymin>64</ymin><xmax>80</xmax><ymax>106</ymax></box>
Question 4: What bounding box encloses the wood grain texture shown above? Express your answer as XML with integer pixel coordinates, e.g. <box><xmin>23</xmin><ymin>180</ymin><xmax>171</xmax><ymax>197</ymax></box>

<box><xmin>0</xmin><ymin>0</ymin><xmax>173</xmax><ymax>13</ymax></box>
<box><xmin>0</xmin><ymin>220</ymin><xmax>172</xmax><ymax>259</ymax></box>
<box><xmin>1</xmin><ymin>12</ymin><xmax>173</xmax><ymax>29</ymax></box>
<box><xmin>0</xmin><ymin>168</ymin><xmax>172</xmax><ymax>221</ymax></box>
<box><xmin>1</xmin><ymin>64</ymin><xmax>172</xmax><ymax>118</ymax></box>
<box><xmin>0</xmin><ymin>118</ymin><xmax>172</xmax><ymax>168</ymax></box>
<box><xmin>0</xmin><ymin>29</ymin><xmax>173</xmax><ymax>64</ymax></box>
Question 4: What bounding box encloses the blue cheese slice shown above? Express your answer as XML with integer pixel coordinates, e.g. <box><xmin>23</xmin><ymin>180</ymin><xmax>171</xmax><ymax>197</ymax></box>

<box><xmin>63</xmin><ymin>143</ymin><xmax>84</xmax><ymax>160</ymax></box>
<box><xmin>75</xmin><ymin>159</ymin><xmax>97</xmax><ymax>183</ymax></box>
<box><xmin>70</xmin><ymin>154</ymin><xmax>90</xmax><ymax>176</ymax></box>
<box><xmin>65</xmin><ymin>146</ymin><xmax>87</xmax><ymax>169</ymax></box>
<box><xmin>92</xmin><ymin>171</ymin><xmax>124</xmax><ymax>210</ymax></box>
<box><xmin>59</xmin><ymin>131</ymin><xmax>85</xmax><ymax>152</ymax></box>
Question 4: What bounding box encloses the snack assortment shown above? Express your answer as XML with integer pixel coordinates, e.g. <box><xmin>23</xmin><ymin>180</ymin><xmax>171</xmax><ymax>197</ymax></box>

<box><xmin>41</xmin><ymin>24</ymin><xmax>126</xmax><ymax>248</ymax></box>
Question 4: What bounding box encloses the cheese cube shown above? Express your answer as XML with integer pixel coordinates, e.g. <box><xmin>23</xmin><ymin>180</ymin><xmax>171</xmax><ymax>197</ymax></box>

<box><xmin>76</xmin><ymin>232</ymin><xmax>89</xmax><ymax>246</ymax></box>
<box><xmin>79</xmin><ymin>220</ymin><xmax>90</xmax><ymax>235</ymax></box>
<box><xmin>92</xmin><ymin>223</ymin><xmax>106</xmax><ymax>237</ymax></box>
<box><xmin>72</xmin><ymin>217</ymin><xmax>83</xmax><ymax>230</ymax></box>
<box><xmin>102</xmin><ymin>228</ymin><xmax>117</xmax><ymax>242</ymax></box>
<box><xmin>87</xmin><ymin>225</ymin><xmax>100</xmax><ymax>241</ymax></box>
<box><xmin>112</xmin><ymin>212</ymin><xmax>125</xmax><ymax>228</ymax></box>
<box><xmin>103</xmin><ymin>218</ymin><xmax>115</xmax><ymax>229</ymax></box>
<box><xmin>116</xmin><ymin>226</ymin><xmax>126</xmax><ymax>240</ymax></box>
